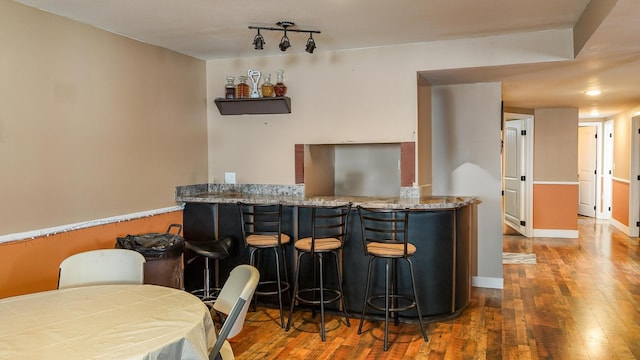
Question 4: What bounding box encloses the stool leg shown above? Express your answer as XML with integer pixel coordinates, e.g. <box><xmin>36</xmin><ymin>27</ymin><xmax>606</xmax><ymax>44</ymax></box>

<box><xmin>407</xmin><ymin>258</ymin><xmax>428</xmax><ymax>342</ymax></box>
<box><xmin>214</xmin><ymin>258</ymin><xmax>220</xmax><ymax>289</ymax></box>
<box><xmin>286</xmin><ymin>251</ymin><xmax>303</xmax><ymax>331</ymax></box>
<box><xmin>318</xmin><ymin>253</ymin><xmax>326</xmax><ymax>341</ymax></box>
<box><xmin>280</xmin><ymin>245</ymin><xmax>291</xmax><ymax>301</ymax></box>
<box><xmin>333</xmin><ymin>251</ymin><xmax>350</xmax><ymax>327</ymax></box>
<box><xmin>358</xmin><ymin>257</ymin><xmax>374</xmax><ymax>334</ymax></box>
<box><xmin>384</xmin><ymin>259</ymin><xmax>390</xmax><ymax>351</ymax></box>
<box><xmin>392</xmin><ymin>258</ymin><xmax>399</xmax><ymax>326</ymax></box>
<box><xmin>273</xmin><ymin>247</ymin><xmax>285</xmax><ymax>328</ymax></box>
<box><xmin>203</xmin><ymin>257</ymin><xmax>211</xmax><ymax>300</ymax></box>
<box><xmin>248</xmin><ymin>248</ymin><xmax>259</xmax><ymax>312</ymax></box>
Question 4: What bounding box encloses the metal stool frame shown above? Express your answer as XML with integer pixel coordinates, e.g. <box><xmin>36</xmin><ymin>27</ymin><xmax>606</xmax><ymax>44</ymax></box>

<box><xmin>356</xmin><ymin>206</ymin><xmax>428</xmax><ymax>351</ymax></box>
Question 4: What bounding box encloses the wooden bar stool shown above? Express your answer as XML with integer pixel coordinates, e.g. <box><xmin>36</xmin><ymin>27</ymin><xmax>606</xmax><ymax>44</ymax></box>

<box><xmin>286</xmin><ymin>203</ymin><xmax>352</xmax><ymax>341</ymax></box>
<box><xmin>356</xmin><ymin>206</ymin><xmax>428</xmax><ymax>351</ymax></box>
<box><xmin>237</xmin><ymin>202</ymin><xmax>291</xmax><ymax>328</ymax></box>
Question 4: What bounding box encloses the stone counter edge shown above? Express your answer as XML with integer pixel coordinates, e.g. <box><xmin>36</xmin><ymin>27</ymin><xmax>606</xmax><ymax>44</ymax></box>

<box><xmin>175</xmin><ymin>184</ymin><xmax>475</xmax><ymax>209</ymax></box>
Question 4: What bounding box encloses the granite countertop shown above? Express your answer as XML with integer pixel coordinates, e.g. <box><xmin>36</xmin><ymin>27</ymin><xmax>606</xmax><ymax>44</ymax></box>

<box><xmin>176</xmin><ymin>184</ymin><xmax>475</xmax><ymax>209</ymax></box>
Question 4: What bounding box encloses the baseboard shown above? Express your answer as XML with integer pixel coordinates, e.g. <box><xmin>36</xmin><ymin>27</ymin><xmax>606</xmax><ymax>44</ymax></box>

<box><xmin>472</xmin><ymin>276</ymin><xmax>503</xmax><ymax>289</ymax></box>
<box><xmin>532</xmin><ymin>229</ymin><xmax>579</xmax><ymax>238</ymax></box>
<box><xmin>609</xmin><ymin>218</ymin><xmax>630</xmax><ymax>235</ymax></box>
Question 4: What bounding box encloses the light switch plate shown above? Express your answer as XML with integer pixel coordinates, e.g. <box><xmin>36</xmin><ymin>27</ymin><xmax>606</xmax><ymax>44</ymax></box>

<box><xmin>224</xmin><ymin>172</ymin><xmax>236</xmax><ymax>184</ymax></box>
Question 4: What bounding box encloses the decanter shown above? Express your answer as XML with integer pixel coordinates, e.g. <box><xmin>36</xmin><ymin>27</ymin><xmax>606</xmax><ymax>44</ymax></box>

<box><xmin>261</xmin><ymin>73</ymin><xmax>274</xmax><ymax>97</ymax></box>
<box><xmin>274</xmin><ymin>69</ymin><xmax>287</xmax><ymax>97</ymax></box>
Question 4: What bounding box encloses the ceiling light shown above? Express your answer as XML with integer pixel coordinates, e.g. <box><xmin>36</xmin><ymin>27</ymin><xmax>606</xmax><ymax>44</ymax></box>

<box><xmin>305</xmin><ymin>33</ymin><xmax>316</xmax><ymax>53</ymax></box>
<box><xmin>585</xmin><ymin>89</ymin><xmax>602</xmax><ymax>96</ymax></box>
<box><xmin>249</xmin><ymin>21</ymin><xmax>321</xmax><ymax>53</ymax></box>
<box><xmin>252</xmin><ymin>29</ymin><xmax>264</xmax><ymax>50</ymax></box>
<box><xmin>279</xmin><ymin>31</ymin><xmax>290</xmax><ymax>51</ymax></box>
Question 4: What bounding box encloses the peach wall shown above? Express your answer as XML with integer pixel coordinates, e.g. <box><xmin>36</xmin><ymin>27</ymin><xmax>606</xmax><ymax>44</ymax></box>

<box><xmin>612</xmin><ymin>179</ymin><xmax>629</xmax><ymax>226</ymax></box>
<box><xmin>0</xmin><ymin>211</ymin><xmax>182</xmax><ymax>299</ymax></box>
<box><xmin>533</xmin><ymin>184</ymin><xmax>578</xmax><ymax>230</ymax></box>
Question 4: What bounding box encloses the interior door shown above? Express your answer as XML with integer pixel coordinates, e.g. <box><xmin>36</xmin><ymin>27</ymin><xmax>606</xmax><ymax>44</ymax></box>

<box><xmin>578</xmin><ymin>126</ymin><xmax>597</xmax><ymax>217</ymax></box>
<box><xmin>503</xmin><ymin>119</ymin><xmax>525</xmax><ymax>234</ymax></box>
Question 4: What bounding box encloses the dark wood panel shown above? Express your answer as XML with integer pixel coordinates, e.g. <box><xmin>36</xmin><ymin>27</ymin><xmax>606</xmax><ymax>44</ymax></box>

<box><xmin>400</xmin><ymin>142</ymin><xmax>415</xmax><ymax>187</ymax></box>
<box><xmin>294</xmin><ymin>144</ymin><xmax>304</xmax><ymax>184</ymax></box>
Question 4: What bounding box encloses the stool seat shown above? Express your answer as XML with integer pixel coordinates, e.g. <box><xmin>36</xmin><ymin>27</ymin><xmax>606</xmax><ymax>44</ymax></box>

<box><xmin>246</xmin><ymin>233</ymin><xmax>290</xmax><ymax>247</ymax></box>
<box><xmin>366</xmin><ymin>242</ymin><xmax>417</xmax><ymax>257</ymax></box>
<box><xmin>186</xmin><ymin>236</ymin><xmax>233</xmax><ymax>259</ymax></box>
<box><xmin>295</xmin><ymin>237</ymin><xmax>341</xmax><ymax>252</ymax></box>
<box><xmin>185</xmin><ymin>236</ymin><xmax>235</xmax><ymax>307</ymax></box>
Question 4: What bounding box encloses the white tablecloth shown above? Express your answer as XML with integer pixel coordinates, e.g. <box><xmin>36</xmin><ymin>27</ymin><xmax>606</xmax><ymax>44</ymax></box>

<box><xmin>0</xmin><ymin>284</ymin><xmax>215</xmax><ymax>359</ymax></box>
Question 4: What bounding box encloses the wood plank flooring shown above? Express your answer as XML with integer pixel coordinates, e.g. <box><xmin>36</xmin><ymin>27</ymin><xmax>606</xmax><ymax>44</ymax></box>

<box><xmin>229</xmin><ymin>217</ymin><xmax>640</xmax><ymax>359</ymax></box>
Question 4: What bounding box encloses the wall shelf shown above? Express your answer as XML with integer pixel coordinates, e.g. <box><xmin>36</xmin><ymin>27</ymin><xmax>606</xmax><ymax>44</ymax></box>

<box><xmin>214</xmin><ymin>96</ymin><xmax>291</xmax><ymax>115</ymax></box>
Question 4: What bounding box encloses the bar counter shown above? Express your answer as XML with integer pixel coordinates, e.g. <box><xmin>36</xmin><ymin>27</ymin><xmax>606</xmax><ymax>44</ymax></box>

<box><xmin>176</xmin><ymin>184</ymin><xmax>476</xmax><ymax>321</ymax></box>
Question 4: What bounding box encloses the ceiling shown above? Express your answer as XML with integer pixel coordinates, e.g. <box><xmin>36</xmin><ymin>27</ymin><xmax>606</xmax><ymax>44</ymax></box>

<box><xmin>14</xmin><ymin>0</ymin><xmax>640</xmax><ymax>119</ymax></box>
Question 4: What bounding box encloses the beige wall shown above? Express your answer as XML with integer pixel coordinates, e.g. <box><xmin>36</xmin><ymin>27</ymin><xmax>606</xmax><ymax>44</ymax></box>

<box><xmin>431</xmin><ymin>82</ymin><xmax>503</xmax><ymax>280</ymax></box>
<box><xmin>533</xmin><ymin>108</ymin><xmax>579</xmax><ymax>182</ymax></box>
<box><xmin>0</xmin><ymin>1</ymin><xmax>208</xmax><ymax>235</ymax></box>
<box><xmin>205</xmin><ymin>29</ymin><xmax>574</xmax><ymax>185</ymax></box>
<box><xmin>612</xmin><ymin>112</ymin><xmax>631</xmax><ymax>180</ymax></box>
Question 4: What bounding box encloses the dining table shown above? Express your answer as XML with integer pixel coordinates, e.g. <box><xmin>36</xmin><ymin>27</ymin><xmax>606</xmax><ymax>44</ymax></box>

<box><xmin>0</xmin><ymin>284</ymin><xmax>216</xmax><ymax>359</ymax></box>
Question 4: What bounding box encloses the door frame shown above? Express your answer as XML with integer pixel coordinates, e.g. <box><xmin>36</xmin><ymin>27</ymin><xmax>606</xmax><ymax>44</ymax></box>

<box><xmin>602</xmin><ymin>119</ymin><xmax>613</xmax><ymax>220</ymax></box>
<box><xmin>578</xmin><ymin>122</ymin><xmax>603</xmax><ymax>218</ymax></box>
<box><xmin>629</xmin><ymin>116</ymin><xmax>640</xmax><ymax>237</ymax></box>
<box><xmin>503</xmin><ymin>114</ymin><xmax>533</xmax><ymax>237</ymax></box>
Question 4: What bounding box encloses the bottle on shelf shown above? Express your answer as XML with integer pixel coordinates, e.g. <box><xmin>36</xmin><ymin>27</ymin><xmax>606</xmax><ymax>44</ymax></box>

<box><xmin>274</xmin><ymin>69</ymin><xmax>287</xmax><ymax>97</ymax></box>
<box><xmin>224</xmin><ymin>76</ymin><xmax>235</xmax><ymax>99</ymax></box>
<box><xmin>236</xmin><ymin>75</ymin><xmax>250</xmax><ymax>99</ymax></box>
<box><xmin>261</xmin><ymin>73</ymin><xmax>274</xmax><ymax>97</ymax></box>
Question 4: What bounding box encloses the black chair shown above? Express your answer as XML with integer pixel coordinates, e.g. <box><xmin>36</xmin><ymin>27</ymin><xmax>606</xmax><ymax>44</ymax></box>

<box><xmin>185</xmin><ymin>236</ymin><xmax>234</xmax><ymax>307</ymax></box>
<box><xmin>286</xmin><ymin>203</ymin><xmax>352</xmax><ymax>341</ymax></box>
<box><xmin>237</xmin><ymin>202</ymin><xmax>291</xmax><ymax>328</ymax></box>
<box><xmin>356</xmin><ymin>206</ymin><xmax>428</xmax><ymax>351</ymax></box>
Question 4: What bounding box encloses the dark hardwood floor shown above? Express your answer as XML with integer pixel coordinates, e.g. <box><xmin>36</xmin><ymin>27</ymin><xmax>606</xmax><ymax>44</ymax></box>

<box><xmin>229</xmin><ymin>217</ymin><xmax>640</xmax><ymax>359</ymax></box>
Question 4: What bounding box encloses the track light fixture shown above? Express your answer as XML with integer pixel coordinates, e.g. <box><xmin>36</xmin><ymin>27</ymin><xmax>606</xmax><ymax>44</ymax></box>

<box><xmin>253</xmin><ymin>29</ymin><xmax>264</xmax><ymax>50</ymax></box>
<box><xmin>249</xmin><ymin>21</ymin><xmax>320</xmax><ymax>53</ymax></box>
<box><xmin>279</xmin><ymin>30</ymin><xmax>290</xmax><ymax>51</ymax></box>
<box><xmin>305</xmin><ymin>33</ymin><xmax>316</xmax><ymax>53</ymax></box>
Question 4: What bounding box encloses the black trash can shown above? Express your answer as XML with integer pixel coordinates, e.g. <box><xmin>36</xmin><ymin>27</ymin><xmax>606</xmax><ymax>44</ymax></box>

<box><xmin>116</xmin><ymin>224</ymin><xmax>185</xmax><ymax>289</ymax></box>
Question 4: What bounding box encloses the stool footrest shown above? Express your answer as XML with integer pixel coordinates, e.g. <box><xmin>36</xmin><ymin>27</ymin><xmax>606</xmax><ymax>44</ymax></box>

<box><xmin>366</xmin><ymin>294</ymin><xmax>416</xmax><ymax>313</ymax></box>
<box><xmin>295</xmin><ymin>288</ymin><xmax>342</xmax><ymax>305</ymax></box>
<box><xmin>255</xmin><ymin>280</ymin><xmax>290</xmax><ymax>296</ymax></box>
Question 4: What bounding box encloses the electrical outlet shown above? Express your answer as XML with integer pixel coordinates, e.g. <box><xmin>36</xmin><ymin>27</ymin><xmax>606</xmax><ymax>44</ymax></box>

<box><xmin>224</xmin><ymin>172</ymin><xmax>236</xmax><ymax>184</ymax></box>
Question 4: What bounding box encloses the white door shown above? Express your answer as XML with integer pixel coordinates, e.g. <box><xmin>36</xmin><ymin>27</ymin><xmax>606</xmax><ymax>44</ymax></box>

<box><xmin>504</xmin><ymin>119</ymin><xmax>525</xmax><ymax>234</ymax></box>
<box><xmin>602</xmin><ymin>120</ymin><xmax>613</xmax><ymax>219</ymax></box>
<box><xmin>578</xmin><ymin>126</ymin><xmax>597</xmax><ymax>217</ymax></box>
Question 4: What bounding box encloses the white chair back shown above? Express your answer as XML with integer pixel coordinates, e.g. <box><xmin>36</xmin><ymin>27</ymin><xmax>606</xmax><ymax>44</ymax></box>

<box><xmin>58</xmin><ymin>249</ymin><xmax>146</xmax><ymax>289</ymax></box>
<box><xmin>209</xmin><ymin>264</ymin><xmax>259</xmax><ymax>359</ymax></box>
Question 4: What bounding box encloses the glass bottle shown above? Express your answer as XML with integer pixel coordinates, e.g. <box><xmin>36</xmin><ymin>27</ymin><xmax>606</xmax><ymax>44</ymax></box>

<box><xmin>274</xmin><ymin>69</ymin><xmax>287</xmax><ymax>97</ymax></box>
<box><xmin>236</xmin><ymin>75</ymin><xmax>249</xmax><ymax>99</ymax></box>
<box><xmin>261</xmin><ymin>73</ymin><xmax>274</xmax><ymax>97</ymax></box>
<box><xmin>224</xmin><ymin>76</ymin><xmax>235</xmax><ymax>99</ymax></box>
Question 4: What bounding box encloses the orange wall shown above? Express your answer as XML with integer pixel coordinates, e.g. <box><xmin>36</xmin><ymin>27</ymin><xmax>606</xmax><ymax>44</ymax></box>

<box><xmin>612</xmin><ymin>179</ymin><xmax>629</xmax><ymax>226</ymax></box>
<box><xmin>533</xmin><ymin>184</ymin><xmax>578</xmax><ymax>230</ymax></box>
<box><xmin>0</xmin><ymin>211</ymin><xmax>182</xmax><ymax>299</ymax></box>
